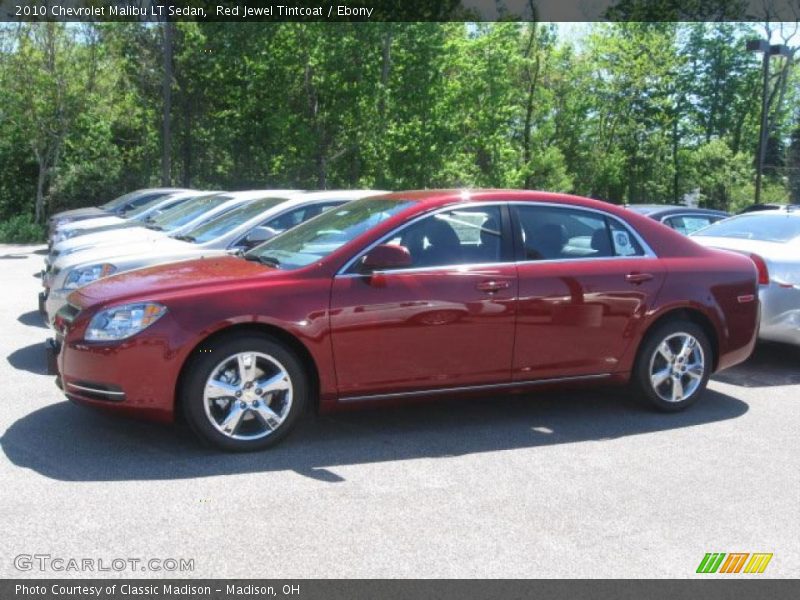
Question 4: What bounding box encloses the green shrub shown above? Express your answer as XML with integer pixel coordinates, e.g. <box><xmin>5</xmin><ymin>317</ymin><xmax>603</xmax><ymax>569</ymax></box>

<box><xmin>0</xmin><ymin>214</ymin><xmax>46</xmax><ymax>244</ymax></box>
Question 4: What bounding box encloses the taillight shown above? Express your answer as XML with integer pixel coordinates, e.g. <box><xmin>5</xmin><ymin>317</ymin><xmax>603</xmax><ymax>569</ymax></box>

<box><xmin>749</xmin><ymin>253</ymin><xmax>770</xmax><ymax>285</ymax></box>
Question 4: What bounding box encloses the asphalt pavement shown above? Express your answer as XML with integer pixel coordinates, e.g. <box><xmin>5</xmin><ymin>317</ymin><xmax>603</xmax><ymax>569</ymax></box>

<box><xmin>1</xmin><ymin>243</ymin><xmax>797</xmax><ymax>578</ymax></box>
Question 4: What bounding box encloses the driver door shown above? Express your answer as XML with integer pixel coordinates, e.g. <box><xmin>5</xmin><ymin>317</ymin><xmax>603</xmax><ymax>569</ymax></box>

<box><xmin>329</xmin><ymin>204</ymin><xmax>518</xmax><ymax>399</ymax></box>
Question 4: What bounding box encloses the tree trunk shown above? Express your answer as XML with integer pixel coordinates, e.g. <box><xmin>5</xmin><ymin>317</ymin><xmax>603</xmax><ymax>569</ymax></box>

<box><xmin>35</xmin><ymin>167</ymin><xmax>47</xmax><ymax>223</ymax></box>
<box><xmin>161</xmin><ymin>19</ymin><xmax>173</xmax><ymax>187</ymax></box>
<box><xmin>521</xmin><ymin>22</ymin><xmax>540</xmax><ymax>189</ymax></box>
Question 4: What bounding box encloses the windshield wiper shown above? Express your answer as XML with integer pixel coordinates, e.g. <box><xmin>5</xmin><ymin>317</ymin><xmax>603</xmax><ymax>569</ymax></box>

<box><xmin>173</xmin><ymin>234</ymin><xmax>196</xmax><ymax>242</ymax></box>
<box><xmin>145</xmin><ymin>224</ymin><xmax>163</xmax><ymax>231</ymax></box>
<box><xmin>243</xmin><ymin>254</ymin><xmax>281</xmax><ymax>267</ymax></box>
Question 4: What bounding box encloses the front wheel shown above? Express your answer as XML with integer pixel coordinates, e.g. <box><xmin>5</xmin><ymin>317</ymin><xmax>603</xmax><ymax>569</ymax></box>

<box><xmin>633</xmin><ymin>320</ymin><xmax>712</xmax><ymax>412</ymax></box>
<box><xmin>181</xmin><ymin>335</ymin><xmax>308</xmax><ymax>451</ymax></box>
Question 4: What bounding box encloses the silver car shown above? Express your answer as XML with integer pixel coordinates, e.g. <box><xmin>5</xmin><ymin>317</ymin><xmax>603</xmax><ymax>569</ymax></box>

<box><xmin>43</xmin><ymin>191</ymin><xmax>385</xmax><ymax>325</ymax></box>
<box><xmin>692</xmin><ymin>208</ymin><xmax>800</xmax><ymax>346</ymax></box>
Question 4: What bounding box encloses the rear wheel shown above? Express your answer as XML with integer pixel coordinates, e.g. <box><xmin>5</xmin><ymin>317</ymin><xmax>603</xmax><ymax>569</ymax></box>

<box><xmin>633</xmin><ymin>320</ymin><xmax>711</xmax><ymax>412</ymax></box>
<box><xmin>181</xmin><ymin>334</ymin><xmax>308</xmax><ymax>451</ymax></box>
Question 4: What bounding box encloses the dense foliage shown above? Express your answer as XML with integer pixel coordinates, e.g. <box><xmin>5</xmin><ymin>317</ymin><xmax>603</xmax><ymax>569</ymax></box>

<box><xmin>0</xmin><ymin>21</ymin><xmax>797</xmax><ymax>240</ymax></box>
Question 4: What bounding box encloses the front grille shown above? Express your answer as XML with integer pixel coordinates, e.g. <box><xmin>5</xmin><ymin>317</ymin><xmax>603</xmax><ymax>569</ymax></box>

<box><xmin>56</xmin><ymin>302</ymin><xmax>81</xmax><ymax>324</ymax></box>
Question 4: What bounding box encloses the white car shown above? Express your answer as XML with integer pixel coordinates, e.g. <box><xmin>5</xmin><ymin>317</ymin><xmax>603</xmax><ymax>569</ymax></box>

<box><xmin>45</xmin><ymin>190</ymin><xmax>299</xmax><ymax>268</ymax></box>
<box><xmin>43</xmin><ymin>190</ymin><xmax>385</xmax><ymax>325</ymax></box>
<box><xmin>48</xmin><ymin>187</ymin><xmax>188</xmax><ymax>234</ymax></box>
<box><xmin>49</xmin><ymin>190</ymin><xmax>209</xmax><ymax>244</ymax></box>
<box><xmin>692</xmin><ymin>208</ymin><xmax>800</xmax><ymax>347</ymax></box>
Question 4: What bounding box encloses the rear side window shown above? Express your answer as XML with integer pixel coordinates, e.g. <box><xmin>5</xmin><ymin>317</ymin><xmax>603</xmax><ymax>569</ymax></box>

<box><xmin>513</xmin><ymin>205</ymin><xmax>644</xmax><ymax>261</ymax></box>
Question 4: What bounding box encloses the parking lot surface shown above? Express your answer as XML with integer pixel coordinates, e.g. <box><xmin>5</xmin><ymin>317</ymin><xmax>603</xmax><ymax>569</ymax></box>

<box><xmin>1</xmin><ymin>243</ymin><xmax>798</xmax><ymax>578</ymax></box>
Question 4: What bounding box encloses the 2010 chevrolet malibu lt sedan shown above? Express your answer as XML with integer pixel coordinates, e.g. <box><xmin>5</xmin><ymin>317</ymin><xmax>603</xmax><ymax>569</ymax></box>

<box><xmin>51</xmin><ymin>190</ymin><xmax>759</xmax><ymax>451</ymax></box>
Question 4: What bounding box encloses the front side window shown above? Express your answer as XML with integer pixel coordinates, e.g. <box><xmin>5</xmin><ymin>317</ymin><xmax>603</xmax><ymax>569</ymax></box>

<box><xmin>514</xmin><ymin>205</ymin><xmax>644</xmax><ymax>261</ymax></box>
<box><xmin>376</xmin><ymin>205</ymin><xmax>505</xmax><ymax>269</ymax></box>
<box><xmin>246</xmin><ymin>197</ymin><xmax>415</xmax><ymax>270</ymax></box>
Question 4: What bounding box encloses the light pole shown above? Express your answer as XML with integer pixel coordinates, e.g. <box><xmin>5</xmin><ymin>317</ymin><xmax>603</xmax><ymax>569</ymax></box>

<box><xmin>746</xmin><ymin>40</ymin><xmax>791</xmax><ymax>204</ymax></box>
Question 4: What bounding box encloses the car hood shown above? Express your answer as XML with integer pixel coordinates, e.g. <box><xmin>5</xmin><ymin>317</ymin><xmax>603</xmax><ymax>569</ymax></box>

<box><xmin>60</xmin><ymin>215</ymin><xmax>126</xmax><ymax>232</ymax></box>
<box><xmin>54</xmin><ymin>227</ymin><xmax>166</xmax><ymax>254</ymax></box>
<box><xmin>691</xmin><ymin>236</ymin><xmax>785</xmax><ymax>258</ymax></box>
<box><xmin>51</xmin><ymin>207</ymin><xmax>106</xmax><ymax>221</ymax></box>
<box><xmin>53</xmin><ymin>237</ymin><xmax>193</xmax><ymax>271</ymax></box>
<box><xmin>693</xmin><ymin>236</ymin><xmax>799</xmax><ymax>286</ymax></box>
<box><xmin>70</xmin><ymin>256</ymin><xmax>277</xmax><ymax>308</ymax></box>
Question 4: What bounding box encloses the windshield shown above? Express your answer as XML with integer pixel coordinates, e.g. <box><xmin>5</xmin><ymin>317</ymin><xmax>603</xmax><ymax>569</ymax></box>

<box><xmin>126</xmin><ymin>193</ymin><xmax>180</xmax><ymax>218</ymax></box>
<box><xmin>148</xmin><ymin>194</ymin><xmax>232</xmax><ymax>231</ymax></box>
<box><xmin>246</xmin><ymin>197</ymin><xmax>415</xmax><ymax>270</ymax></box>
<box><xmin>132</xmin><ymin>195</ymin><xmax>192</xmax><ymax>221</ymax></box>
<box><xmin>101</xmin><ymin>190</ymin><xmax>146</xmax><ymax>210</ymax></box>
<box><xmin>182</xmin><ymin>197</ymin><xmax>287</xmax><ymax>243</ymax></box>
<box><xmin>692</xmin><ymin>213</ymin><xmax>800</xmax><ymax>243</ymax></box>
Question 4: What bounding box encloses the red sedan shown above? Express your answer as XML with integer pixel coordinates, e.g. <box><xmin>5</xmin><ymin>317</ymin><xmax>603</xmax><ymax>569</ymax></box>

<box><xmin>51</xmin><ymin>190</ymin><xmax>759</xmax><ymax>451</ymax></box>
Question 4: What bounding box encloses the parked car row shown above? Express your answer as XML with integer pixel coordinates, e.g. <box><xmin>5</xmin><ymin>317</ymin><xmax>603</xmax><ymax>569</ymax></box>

<box><xmin>41</xmin><ymin>188</ymin><xmax>797</xmax><ymax>452</ymax></box>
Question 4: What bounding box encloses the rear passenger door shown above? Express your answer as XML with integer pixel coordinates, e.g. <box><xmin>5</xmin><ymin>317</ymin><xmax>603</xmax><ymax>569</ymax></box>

<box><xmin>511</xmin><ymin>204</ymin><xmax>666</xmax><ymax>381</ymax></box>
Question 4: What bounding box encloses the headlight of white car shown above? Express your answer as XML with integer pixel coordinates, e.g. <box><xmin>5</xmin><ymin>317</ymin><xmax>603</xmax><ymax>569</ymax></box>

<box><xmin>63</xmin><ymin>264</ymin><xmax>117</xmax><ymax>289</ymax></box>
<box><xmin>85</xmin><ymin>302</ymin><xmax>167</xmax><ymax>341</ymax></box>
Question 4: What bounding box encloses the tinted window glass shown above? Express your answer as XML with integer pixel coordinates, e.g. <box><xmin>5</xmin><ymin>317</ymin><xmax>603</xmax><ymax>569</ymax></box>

<box><xmin>149</xmin><ymin>194</ymin><xmax>231</xmax><ymax>231</ymax></box>
<box><xmin>609</xmin><ymin>219</ymin><xmax>644</xmax><ymax>256</ymax></box>
<box><xmin>692</xmin><ymin>213</ymin><xmax>800</xmax><ymax>243</ymax></box>
<box><xmin>248</xmin><ymin>197</ymin><xmax>414</xmax><ymax>270</ymax></box>
<box><xmin>126</xmin><ymin>193</ymin><xmax>179</xmax><ymax>218</ymax></box>
<box><xmin>121</xmin><ymin>192</ymin><xmax>167</xmax><ymax>212</ymax></box>
<box><xmin>514</xmin><ymin>205</ymin><xmax>642</xmax><ymax>260</ymax></box>
<box><xmin>101</xmin><ymin>190</ymin><xmax>146</xmax><ymax>210</ymax></box>
<box><xmin>183</xmin><ymin>197</ymin><xmax>286</xmax><ymax>243</ymax></box>
<box><xmin>381</xmin><ymin>206</ymin><xmax>504</xmax><ymax>268</ymax></box>
<box><xmin>664</xmin><ymin>215</ymin><xmax>716</xmax><ymax>235</ymax></box>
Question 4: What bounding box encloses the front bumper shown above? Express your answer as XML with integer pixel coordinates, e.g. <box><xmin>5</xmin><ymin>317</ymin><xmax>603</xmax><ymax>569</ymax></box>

<box><xmin>43</xmin><ymin>289</ymin><xmax>68</xmax><ymax>329</ymax></box>
<box><xmin>56</xmin><ymin>321</ymin><xmax>182</xmax><ymax>424</ymax></box>
<box><xmin>45</xmin><ymin>337</ymin><xmax>60</xmax><ymax>376</ymax></box>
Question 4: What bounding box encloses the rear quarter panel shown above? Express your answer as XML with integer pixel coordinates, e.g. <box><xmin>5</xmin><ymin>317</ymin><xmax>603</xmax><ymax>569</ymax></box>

<box><xmin>624</xmin><ymin>249</ymin><xmax>758</xmax><ymax>373</ymax></box>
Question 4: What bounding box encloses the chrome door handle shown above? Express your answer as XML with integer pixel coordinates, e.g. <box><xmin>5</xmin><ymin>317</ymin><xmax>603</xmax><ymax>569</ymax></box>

<box><xmin>625</xmin><ymin>272</ymin><xmax>654</xmax><ymax>284</ymax></box>
<box><xmin>476</xmin><ymin>280</ymin><xmax>510</xmax><ymax>293</ymax></box>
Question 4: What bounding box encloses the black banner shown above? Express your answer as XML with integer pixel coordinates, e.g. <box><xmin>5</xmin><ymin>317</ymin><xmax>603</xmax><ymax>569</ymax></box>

<box><xmin>1</xmin><ymin>0</ymin><xmax>799</xmax><ymax>22</ymax></box>
<box><xmin>3</xmin><ymin>580</ymin><xmax>800</xmax><ymax>600</ymax></box>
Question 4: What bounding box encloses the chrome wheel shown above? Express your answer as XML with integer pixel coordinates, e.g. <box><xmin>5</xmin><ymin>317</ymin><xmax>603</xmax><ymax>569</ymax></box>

<box><xmin>648</xmin><ymin>332</ymin><xmax>705</xmax><ymax>403</ymax></box>
<box><xmin>203</xmin><ymin>351</ymin><xmax>293</xmax><ymax>441</ymax></box>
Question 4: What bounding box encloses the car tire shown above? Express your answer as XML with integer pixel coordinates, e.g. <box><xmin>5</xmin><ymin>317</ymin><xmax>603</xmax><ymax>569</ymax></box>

<box><xmin>633</xmin><ymin>320</ymin><xmax>712</xmax><ymax>412</ymax></box>
<box><xmin>181</xmin><ymin>334</ymin><xmax>308</xmax><ymax>451</ymax></box>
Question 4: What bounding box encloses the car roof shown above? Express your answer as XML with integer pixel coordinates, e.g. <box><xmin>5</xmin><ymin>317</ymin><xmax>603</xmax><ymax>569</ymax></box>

<box><xmin>370</xmin><ymin>189</ymin><xmax>620</xmax><ymax>208</ymax></box>
<box><xmin>297</xmin><ymin>190</ymin><xmax>389</xmax><ymax>201</ymax></box>
<box><xmin>625</xmin><ymin>204</ymin><xmax>728</xmax><ymax>217</ymax></box>
<box><xmin>221</xmin><ymin>189</ymin><xmax>302</xmax><ymax>200</ymax></box>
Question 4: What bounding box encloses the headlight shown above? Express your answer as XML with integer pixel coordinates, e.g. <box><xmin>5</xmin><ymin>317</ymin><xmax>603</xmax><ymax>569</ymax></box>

<box><xmin>64</xmin><ymin>264</ymin><xmax>117</xmax><ymax>289</ymax></box>
<box><xmin>85</xmin><ymin>302</ymin><xmax>167</xmax><ymax>341</ymax></box>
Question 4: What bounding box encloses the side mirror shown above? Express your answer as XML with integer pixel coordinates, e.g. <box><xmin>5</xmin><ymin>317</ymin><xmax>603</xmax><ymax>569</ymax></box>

<box><xmin>360</xmin><ymin>244</ymin><xmax>412</xmax><ymax>271</ymax></box>
<box><xmin>242</xmin><ymin>226</ymin><xmax>280</xmax><ymax>249</ymax></box>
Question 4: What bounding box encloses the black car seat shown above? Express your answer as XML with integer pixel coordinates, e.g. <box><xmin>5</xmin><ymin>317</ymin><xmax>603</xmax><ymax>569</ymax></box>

<box><xmin>527</xmin><ymin>223</ymin><xmax>566</xmax><ymax>259</ymax></box>
<box><xmin>419</xmin><ymin>218</ymin><xmax>462</xmax><ymax>267</ymax></box>
<box><xmin>478</xmin><ymin>216</ymin><xmax>501</xmax><ymax>262</ymax></box>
